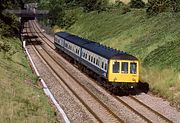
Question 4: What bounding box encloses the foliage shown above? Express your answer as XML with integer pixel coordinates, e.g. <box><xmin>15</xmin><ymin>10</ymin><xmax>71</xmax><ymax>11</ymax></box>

<box><xmin>42</xmin><ymin>0</ymin><xmax>78</xmax><ymax>27</ymax></box>
<box><xmin>48</xmin><ymin>0</ymin><xmax>65</xmax><ymax>27</ymax></box>
<box><xmin>81</xmin><ymin>0</ymin><xmax>109</xmax><ymax>12</ymax></box>
<box><xmin>0</xmin><ymin>38</ymin><xmax>17</xmax><ymax>59</ymax></box>
<box><xmin>38</xmin><ymin>0</ymin><xmax>50</xmax><ymax>9</ymax></box>
<box><xmin>111</xmin><ymin>1</ymin><xmax>131</xmax><ymax>14</ymax></box>
<box><xmin>146</xmin><ymin>0</ymin><xmax>180</xmax><ymax>15</ymax></box>
<box><xmin>129</xmin><ymin>0</ymin><xmax>145</xmax><ymax>8</ymax></box>
<box><xmin>63</xmin><ymin>10</ymin><xmax>78</xmax><ymax>28</ymax></box>
<box><xmin>23</xmin><ymin>0</ymin><xmax>38</xmax><ymax>3</ymax></box>
<box><xmin>38</xmin><ymin>0</ymin><xmax>109</xmax><ymax>28</ymax></box>
<box><xmin>114</xmin><ymin>0</ymin><xmax>125</xmax><ymax>7</ymax></box>
<box><xmin>0</xmin><ymin>0</ymin><xmax>21</xmax><ymax>37</ymax></box>
<box><xmin>122</xmin><ymin>5</ymin><xmax>131</xmax><ymax>14</ymax></box>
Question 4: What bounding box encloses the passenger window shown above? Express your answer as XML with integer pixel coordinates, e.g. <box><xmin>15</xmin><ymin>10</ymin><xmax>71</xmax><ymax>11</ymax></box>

<box><xmin>130</xmin><ymin>63</ymin><xmax>137</xmax><ymax>74</ymax></box>
<box><xmin>121</xmin><ymin>62</ymin><xmax>128</xmax><ymax>74</ymax></box>
<box><xmin>105</xmin><ymin>63</ymin><xmax>107</xmax><ymax>70</ymax></box>
<box><xmin>65</xmin><ymin>43</ymin><xmax>67</xmax><ymax>47</ymax></box>
<box><xmin>96</xmin><ymin>59</ymin><xmax>99</xmax><ymax>66</ymax></box>
<box><xmin>88</xmin><ymin>55</ymin><xmax>91</xmax><ymax>61</ymax></box>
<box><xmin>101</xmin><ymin>62</ymin><xmax>104</xmax><ymax>69</ymax></box>
<box><xmin>91</xmin><ymin>56</ymin><xmax>93</xmax><ymax>62</ymax></box>
<box><xmin>112</xmin><ymin>62</ymin><xmax>120</xmax><ymax>73</ymax></box>
<box><xmin>83</xmin><ymin>52</ymin><xmax>85</xmax><ymax>58</ymax></box>
<box><xmin>93</xmin><ymin>58</ymin><xmax>95</xmax><ymax>63</ymax></box>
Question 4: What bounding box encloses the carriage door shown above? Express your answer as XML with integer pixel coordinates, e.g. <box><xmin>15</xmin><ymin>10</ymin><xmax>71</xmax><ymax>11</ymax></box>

<box><xmin>120</xmin><ymin>62</ymin><xmax>130</xmax><ymax>82</ymax></box>
<box><xmin>108</xmin><ymin>60</ymin><xmax>120</xmax><ymax>82</ymax></box>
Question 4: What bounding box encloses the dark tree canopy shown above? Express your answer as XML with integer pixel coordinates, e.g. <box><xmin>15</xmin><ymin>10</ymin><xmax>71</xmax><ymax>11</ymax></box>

<box><xmin>48</xmin><ymin>0</ymin><xmax>65</xmax><ymax>26</ymax></box>
<box><xmin>146</xmin><ymin>0</ymin><xmax>180</xmax><ymax>15</ymax></box>
<box><xmin>129</xmin><ymin>0</ymin><xmax>145</xmax><ymax>9</ymax></box>
<box><xmin>0</xmin><ymin>0</ymin><xmax>22</xmax><ymax>37</ymax></box>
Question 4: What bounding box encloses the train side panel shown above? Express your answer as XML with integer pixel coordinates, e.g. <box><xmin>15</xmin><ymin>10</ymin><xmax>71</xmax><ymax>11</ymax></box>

<box><xmin>80</xmin><ymin>48</ymin><xmax>108</xmax><ymax>78</ymax></box>
<box><xmin>54</xmin><ymin>34</ymin><xmax>108</xmax><ymax>78</ymax></box>
<box><xmin>63</xmin><ymin>40</ymin><xmax>81</xmax><ymax>61</ymax></box>
<box><xmin>54</xmin><ymin>34</ymin><xmax>81</xmax><ymax>62</ymax></box>
<box><xmin>54</xmin><ymin>35</ymin><xmax>64</xmax><ymax>51</ymax></box>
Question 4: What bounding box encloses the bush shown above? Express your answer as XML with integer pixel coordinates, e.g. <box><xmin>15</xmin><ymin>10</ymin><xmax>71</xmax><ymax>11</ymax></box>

<box><xmin>82</xmin><ymin>0</ymin><xmax>108</xmax><ymax>12</ymax></box>
<box><xmin>0</xmin><ymin>39</ymin><xmax>16</xmax><ymax>59</ymax></box>
<box><xmin>122</xmin><ymin>6</ymin><xmax>131</xmax><ymax>14</ymax></box>
<box><xmin>146</xmin><ymin>0</ymin><xmax>180</xmax><ymax>16</ymax></box>
<box><xmin>0</xmin><ymin>13</ymin><xmax>19</xmax><ymax>37</ymax></box>
<box><xmin>115</xmin><ymin>0</ymin><xmax>125</xmax><ymax>7</ymax></box>
<box><xmin>129</xmin><ymin>0</ymin><xmax>145</xmax><ymax>9</ymax></box>
<box><xmin>63</xmin><ymin>10</ymin><xmax>78</xmax><ymax>28</ymax></box>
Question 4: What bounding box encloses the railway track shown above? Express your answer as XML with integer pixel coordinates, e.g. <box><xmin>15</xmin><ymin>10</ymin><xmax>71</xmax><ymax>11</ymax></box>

<box><xmin>26</xmin><ymin>21</ymin><xmax>124</xmax><ymax>123</ymax></box>
<box><xmin>29</xmin><ymin>20</ymin><xmax>173</xmax><ymax>123</ymax></box>
<box><xmin>117</xmin><ymin>96</ymin><xmax>173</xmax><ymax>123</ymax></box>
<box><xmin>129</xmin><ymin>96</ymin><xmax>172</xmax><ymax>122</ymax></box>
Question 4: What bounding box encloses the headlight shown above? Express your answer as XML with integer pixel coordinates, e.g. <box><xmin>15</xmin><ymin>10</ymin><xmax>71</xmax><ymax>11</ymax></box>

<box><xmin>132</xmin><ymin>78</ymin><xmax>136</xmax><ymax>81</ymax></box>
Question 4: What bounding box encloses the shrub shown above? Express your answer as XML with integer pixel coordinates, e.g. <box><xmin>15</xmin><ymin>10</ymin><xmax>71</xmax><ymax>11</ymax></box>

<box><xmin>82</xmin><ymin>0</ymin><xmax>108</xmax><ymax>12</ymax></box>
<box><xmin>63</xmin><ymin>10</ymin><xmax>78</xmax><ymax>28</ymax></box>
<box><xmin>122</xmin><ymin>6</ymin><xmax>131</xmax><ymax>14</ymax></box>
<box><xmin>146</xmin><ymin>0</ymin><xmax>180</xmax><ymax>16</ymax></box>
<box><xmin>129</xmin><ymin>0</ymin><xmax>145</xmax><ymax>9</ymax></box>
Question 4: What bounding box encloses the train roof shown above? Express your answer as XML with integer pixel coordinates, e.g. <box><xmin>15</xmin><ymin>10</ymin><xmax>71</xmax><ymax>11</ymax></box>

<box><xmin>55</xmin><ymin>32</ymin><xmax>92</xmax><ymax>46</ymax></box>
<box><xmin>55</xmin><ymin>32</ymin><xmax>138</xmax><ymax>60</ymax></box>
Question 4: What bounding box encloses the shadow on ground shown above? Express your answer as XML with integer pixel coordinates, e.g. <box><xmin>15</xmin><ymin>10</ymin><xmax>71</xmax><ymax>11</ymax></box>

<box><xmin>22</xmin><ymin>34</ymin><xmax>42</xmax><ymax>45</ymax></box>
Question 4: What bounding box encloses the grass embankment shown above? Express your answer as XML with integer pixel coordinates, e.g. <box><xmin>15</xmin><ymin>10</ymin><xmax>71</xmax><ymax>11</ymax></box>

<box><xmin>66</xmin><ymin>8</ymin><xmax>180</xmax><ymax>105</ymax></box>
<box><xmin>0</xmin><ymin>37</ymin><xmax>57</xmax><ymax>122</ymax></box>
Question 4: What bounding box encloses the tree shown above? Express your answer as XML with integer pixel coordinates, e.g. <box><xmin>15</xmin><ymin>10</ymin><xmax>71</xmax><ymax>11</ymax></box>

<box><xmin>0</xmin><ymin>0</ymin><xmax>20</xmax><ymax>37</ymax></box>
<box><xmin>81</xmin><ymin>0</ymin><xmax>108</xmax><ymax>12</ymax></box>
<box><xmin>146</xmin><ymin>0</ymin><xmax>180</xmax><ymax>15</ymax></box>
<box><xmin>129</xmin><ymin>0</ymin><xmax>145</xmax><ymax>9</ymax></box>
<box><xmin>48</xmin><ymin>0</ymin><xmax>65</xmax><ymax>26</ymax></box>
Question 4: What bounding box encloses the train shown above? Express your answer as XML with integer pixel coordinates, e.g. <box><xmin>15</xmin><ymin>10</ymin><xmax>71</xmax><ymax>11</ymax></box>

<box><xmin>54</xmin><ymin>32</ymin><xmax>140</xmax><ymax>92</ymax></box>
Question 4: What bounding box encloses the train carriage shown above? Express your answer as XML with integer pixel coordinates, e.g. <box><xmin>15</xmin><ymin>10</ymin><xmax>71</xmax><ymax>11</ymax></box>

<box><xmin>54</xmin><ymin>32</ymin><xmax>140</xmax><ymax>89</ymax></box>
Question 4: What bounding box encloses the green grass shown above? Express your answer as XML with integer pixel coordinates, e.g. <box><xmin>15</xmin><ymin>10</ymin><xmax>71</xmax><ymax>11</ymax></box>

<box><xmin>66</xmin><ymin>8</ymin><xmax>180</xmax><ymax>104</ymax></box>
<box><xmin>0</xmin><ymin>37</ymin><xmax>57</xmax><ymax>122</ymax></box>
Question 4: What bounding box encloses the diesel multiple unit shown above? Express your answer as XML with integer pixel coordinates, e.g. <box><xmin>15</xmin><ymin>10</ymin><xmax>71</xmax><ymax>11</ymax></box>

<box><xmin>54</xmin><ymin>32</ymin><xmax>140</xmax><ymax>89</ymax></box>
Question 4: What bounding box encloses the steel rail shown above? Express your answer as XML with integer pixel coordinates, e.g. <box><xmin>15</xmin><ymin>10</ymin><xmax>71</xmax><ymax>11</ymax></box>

<box><xmin>129</xmin><ymin>96</ymin><xmax>173</xmax><ymax>123</ymax></box>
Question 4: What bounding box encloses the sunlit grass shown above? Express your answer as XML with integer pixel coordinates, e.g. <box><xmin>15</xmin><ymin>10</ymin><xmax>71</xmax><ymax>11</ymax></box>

<box><xmin>141</xmin><ymin>67</ymin><xmax>178</xmax><ymax>99</ymax></box>
<box><xmin>0</xmin><ymin>38</ymin><xmax>57</xmax><ymax>122</ymax></box>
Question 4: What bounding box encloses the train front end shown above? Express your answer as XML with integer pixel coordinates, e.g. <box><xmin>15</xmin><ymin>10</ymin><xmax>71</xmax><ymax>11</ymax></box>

<box><xmin>108</xmin><ymin>55</ymin><xmax>140</xmax><ymax>89</ymax></box>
